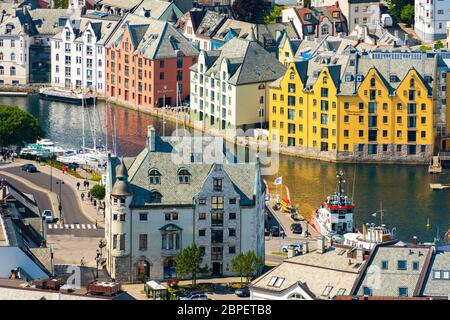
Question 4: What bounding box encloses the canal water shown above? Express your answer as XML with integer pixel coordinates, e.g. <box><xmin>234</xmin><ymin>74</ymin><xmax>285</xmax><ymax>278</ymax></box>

<box><xmin>1</xmin><ymin>94</ymin><xmax>449</xmax><ymax>243</ymax></box>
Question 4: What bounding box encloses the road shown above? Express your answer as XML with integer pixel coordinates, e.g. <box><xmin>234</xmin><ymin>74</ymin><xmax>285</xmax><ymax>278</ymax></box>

<box><xmin>0</xmin><ymin>165</ymin><xmax>103</xmax><ymax>237</ymax></box>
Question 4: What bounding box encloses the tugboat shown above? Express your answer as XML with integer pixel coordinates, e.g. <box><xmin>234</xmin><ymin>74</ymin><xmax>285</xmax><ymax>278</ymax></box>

<box><xmin>309</xmin><ymin>170</ymin><xmax>355</xmax><ymax>240</ymax></box>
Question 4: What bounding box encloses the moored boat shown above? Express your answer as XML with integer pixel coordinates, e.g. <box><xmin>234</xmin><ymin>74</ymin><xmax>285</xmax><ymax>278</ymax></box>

<box><xmin>309</xmin><ymin>170</ymin><xmax>355</xmax><ymax>240</ymax></box>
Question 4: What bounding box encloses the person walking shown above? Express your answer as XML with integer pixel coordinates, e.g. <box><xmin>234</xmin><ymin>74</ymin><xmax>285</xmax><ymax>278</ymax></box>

<box><xmin>76</xmin><ymin>182</ymin><xmax>80</xmax><ymax>191</ymax></box>
<box><xmin>81</xmin><ymin>192</ymin><xmax>85</xmax><ymax>201</ymax></box>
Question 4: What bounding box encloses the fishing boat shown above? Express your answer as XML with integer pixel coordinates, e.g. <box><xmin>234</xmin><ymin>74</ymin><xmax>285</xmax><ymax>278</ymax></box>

<box><xmin>309</xmin><ymin>170</ymin><xmax>356</xmax><ymax>240</ymax></box>
<box><xmin>343</xmin><ymin>223</ymin><xmax>396</xmax><ymax>250</ymax></box>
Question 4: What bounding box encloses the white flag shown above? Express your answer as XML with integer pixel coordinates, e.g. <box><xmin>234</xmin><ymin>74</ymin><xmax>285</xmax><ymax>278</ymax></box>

<box><xmin>274</xmin><ymin>176</ymin><xmax>282</xmax><ymax>185</ymax></box>
<box><xmin>372</xmin><ymin>212</ymin><xmax>377</xmax><ymax>217</ymax></box>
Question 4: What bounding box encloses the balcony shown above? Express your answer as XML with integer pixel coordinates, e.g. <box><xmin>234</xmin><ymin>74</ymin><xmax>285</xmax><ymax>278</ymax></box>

<box><xmin>161</xmin><ymin>248</ymin><xmax>181</xmax><ymax>257</ymax></box>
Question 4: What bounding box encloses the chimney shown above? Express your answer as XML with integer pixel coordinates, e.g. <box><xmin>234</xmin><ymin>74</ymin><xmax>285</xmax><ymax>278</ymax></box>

<box><xmin>335</xmin><ymin>1</ymin><xmax>339</xmax><ymax>8</ymax></box>
<box><xmin>404</xmin><ymin>34</ymin><xmax>408</xmax><ymax>46</ymax></box>
<box><xmin>316</xmin><ymin>236</ymin><xmax>325</xmax><ymax>254</ymax></box>
<box><xmin>412</xmin><ymin>236</ymin><xmax>418</xmax><ymax>246</ymax></box>
<box><xmin>394</xmin><ymin>30</ymin><xmax>399</xmax><ymax>38</ymax></box>
<box><xmin>148</xmin><ymin>125</ymin><xmax>156</xmax><ymax>152</ymax></box>
<box><xmin>303</xmin><ymin>242</ymin><xmax>309</xmax><ymax>254</ymax></box>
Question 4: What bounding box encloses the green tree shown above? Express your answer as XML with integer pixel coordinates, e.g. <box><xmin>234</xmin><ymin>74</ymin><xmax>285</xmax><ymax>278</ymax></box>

<box><xmin>435</xmin><ymin>40</ymin><xmax>444</xmax><ymax>50</ymax></box>
<box><xmin>175</xmin><ymin>243</ymin><xmax>203</xmax><ymax>286</ymax></box>
<box><xmin>232</xmin><ymin>0</ymin><xmax>269</xmax><ymax>23</ymax></box>
<box><xmin>419</xmin><ymin>44</ymin><xmax>433</xmax><ymax>51</ymax></box>
<box><xmin>400</xmin><ymin>4</ymin><xmax>414</xmax><ymax>26</ymax></box>
<box><xmin>0</xmin><ymin>105</ymin><xmax>44</xmax><ymax>147</ymax></box>
<box><xmin>303</xmin><ymin>0</ymin><xmax>311</xmax><ymax>8</ymax></box>
<box><xmin>90</xmin><ymin>185</ymin><xmax>106</xmax><ymax>200</ymax></box>
<box><xmin>387</xmin><ymin>0</ymin><xmax>413</xmax><ymax>22</ymax></box>
<box><xmin>263</xmin><ymin>5</ymin><xmax>285</xmax><ymax>24</ymax></box>
<box><xmin>53</xmin><ymin>0</ymin><xmax>69</xmax><ymax>8</ymax></box>
<box><xmin>231</xmin><ymin>251</ymin><xmax>263</xmax><ymax>285</ymax></box>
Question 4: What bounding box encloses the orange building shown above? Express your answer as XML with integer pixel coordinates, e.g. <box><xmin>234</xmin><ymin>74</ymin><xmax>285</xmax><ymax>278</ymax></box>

<box><xmin>105</xmin><ymin>14</ymin><xmax>199</xmax><ymax>108</ymax></box>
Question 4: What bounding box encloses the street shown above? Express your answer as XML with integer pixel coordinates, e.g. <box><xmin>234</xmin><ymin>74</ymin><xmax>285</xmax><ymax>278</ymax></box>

<box><xmin>0</xmin><ymin>163</ymin><xmax>103</xmax><ymax>237</ymax></box>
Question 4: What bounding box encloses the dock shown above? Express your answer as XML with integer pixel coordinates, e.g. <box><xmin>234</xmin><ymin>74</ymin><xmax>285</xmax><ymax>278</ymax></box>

<box><xmin>0</xmin><ymin>92</ymin><xmax>28</xmax><ymax>97</ymax></box>
<box><xmin>430</xmin><ymin>183</ymin><xmax>450</xmax><ymax>190</ymax></box>
<box><xmin>265</xmin><ymin>198</ymin><xmax>319</xmax><ymax>240</ymax></box>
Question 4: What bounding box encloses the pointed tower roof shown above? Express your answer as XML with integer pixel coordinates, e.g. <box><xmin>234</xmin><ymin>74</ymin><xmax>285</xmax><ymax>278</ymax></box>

<box><xmin>115</xmin><ymin>158</ymin><xmax>129</xmax><ymax>180</ymax></box>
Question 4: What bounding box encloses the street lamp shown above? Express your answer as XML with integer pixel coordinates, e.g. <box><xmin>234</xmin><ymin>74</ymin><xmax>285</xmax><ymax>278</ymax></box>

<box><xmin>56</xmin><ymin>180</ymin><xmax>64</xmax><ymax>224</ymax></box>
<box><xmin>95</xmin><ymin>249</ymin><xmax>101</xmax><ymax>279</ymax></box>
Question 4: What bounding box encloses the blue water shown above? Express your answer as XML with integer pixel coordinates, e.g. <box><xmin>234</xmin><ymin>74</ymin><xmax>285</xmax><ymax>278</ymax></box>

<box><xmin>1</xmin><ymin>94</ymin><xmax>449</xmax><ymax>243</ymax></box>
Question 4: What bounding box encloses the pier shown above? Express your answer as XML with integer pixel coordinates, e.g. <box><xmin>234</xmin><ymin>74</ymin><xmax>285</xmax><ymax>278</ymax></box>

<box><xmin>265</xmin><ymin>198</ymin><xmax>319</xmax><ymax>240</ymax></box>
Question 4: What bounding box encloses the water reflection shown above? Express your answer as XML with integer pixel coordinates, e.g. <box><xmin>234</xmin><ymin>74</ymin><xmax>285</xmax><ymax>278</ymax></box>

<box><xmin>2</xmin><ymin>95</ymin><xmax>449</xmax><ymax>243</ymax></box>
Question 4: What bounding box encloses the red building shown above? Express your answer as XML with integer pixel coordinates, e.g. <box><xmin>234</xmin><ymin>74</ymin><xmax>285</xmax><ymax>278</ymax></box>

<box><xmin>105</xmin><ymin>15</ymin><xmax>199</xmax><ymax>108</ymax></box>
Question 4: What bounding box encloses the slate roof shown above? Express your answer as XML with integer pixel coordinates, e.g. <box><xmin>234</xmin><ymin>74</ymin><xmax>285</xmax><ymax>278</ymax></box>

<box><xmin>0</xmin><ymin>7</ymin><xmax>38</xmax><ymax>36</ymax></box>
<box><xmin>97</xmin><ymin>0</ymin><xmax>142</xmax><ymax>11</ymax></box>
<box><xmin>353</xmin><ymin>244</ymin><xmax>433</xmax><ymax>297</ymax></box>
<box><xmin>132</xmin><ymin>0</ymin><xmax>184</xmax><ymax>21</ymax></box>
<box><xmin>106</xmin><ymin>13</ymin><xmax>199</xmax><ymax>59</ymax></box>
<box><xmin>251</xmin><ymin>247</ymin><xmax>365</xmax><ymax>299</ymax></box>
<box><xmin>194</xmin><ymin>37</ymin><xmax>286</xmax><ymax>86</ymax></box>
<box><xmin>108</xmin><ymin>135</ymin><xmax>260</xmax><ymax>208</ymax></box>
<box><xmin>293</xmin><ymin>5</ymin><xmax>347</xmax><ymax>27</ymax></box>
<box><xmin>421</xmin><ymin>250</ymin><xmax>450</xmax><ymax>298</ymax></box>
<box><xmin>29</xmin><ymin>8</ymin><xmax>76</xmax><ymax>35</ymax></box>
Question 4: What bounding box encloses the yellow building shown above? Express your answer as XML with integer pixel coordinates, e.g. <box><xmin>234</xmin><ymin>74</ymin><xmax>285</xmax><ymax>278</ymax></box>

<box><xmin>269</xmin><ymin>50</ymin><xmax>436</xmax><ymax>162</ymax></box>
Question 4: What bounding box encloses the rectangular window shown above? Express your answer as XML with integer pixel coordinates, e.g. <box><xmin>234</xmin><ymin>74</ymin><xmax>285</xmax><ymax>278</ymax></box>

<box><xmin>412</xmin><ymin>261</ymin><xmax>419</xmax><ymax>271</ymax></box>
<box><xmin>211</xmin><ymin>211</ymin><xmax>223</xmax><ymax>226</ymax></box>
<box><xmin>139</xmin><ymin>234</ymin><xmax>147</xmax><ymax>251</ymax></box>
<box><xmin>229</xmin><ymin>212</ymin><xmax>236</xmax><ymax>220</ymax></box>
<box><xmin>198</xmin><ymin>212</ymin><xmax>206</xmax><ymax>220</ymax></box>
<box><xmin>397</xmin><ymin>260</ymin><xmax>407</xmax><ymax>270</ymax></box>
<box><xmin>398</xmin><ymin>287</ymin><xmax>408</xmax><ymax>297</ymax></box>
<box><xmin>381</xmin><ymin>261</ymin><xmax>388</xmax><ymax>270</ymax></box>
<box><xmin>229</xmin><ymin>228</ymin><xmax>236</xmax><ymax>237</ymax></box>
<box><xmin>213</xmin><ymin>178</ymin><xmax>223</xmax><ymax>191</ymax></box>
<box><xmin>139</xmin><ymin>213</ymin><xmax>148</xmax><ymax>221</ymax></box>
<box><xmin>199</xmin><ymin>229</ymin><xmax>206</xmax><ymax>237</ymax></box>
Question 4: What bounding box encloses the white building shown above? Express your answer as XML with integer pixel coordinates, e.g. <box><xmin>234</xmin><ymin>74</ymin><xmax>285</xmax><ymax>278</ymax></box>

<box><xmin>105</xmin><ymin>126</ymin><xmax>266</xmax><ymax>282</ymax></box>
<box><xmin>311</xmin><ymin>0</ymin><xmax>380</xmax><ymax>33</ymax></box>
<box><xmin>414</xmin><ymin>0</ymin><xmax>450</xmax><ymax>42</ymax></box>
<box><xmin>0</xmin><ymin>7</ymin><xmax>34</xmax><ymax>85</ymax></box>
<box><xmin>190</xmin><ymin>37</ymin><xmax>286</xmax><ymax>131</ymax></box>
<box><xmin>50</xmin><ymin>12</ymin><xmax>120</xmax><ymax>94</ymax></box>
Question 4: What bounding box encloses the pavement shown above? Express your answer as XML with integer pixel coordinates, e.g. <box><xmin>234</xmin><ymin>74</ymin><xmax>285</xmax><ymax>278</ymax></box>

<box><xmin>0</xmin><ymin>159</ymin><xmax>104</xmax><ymax>237</ymax></box>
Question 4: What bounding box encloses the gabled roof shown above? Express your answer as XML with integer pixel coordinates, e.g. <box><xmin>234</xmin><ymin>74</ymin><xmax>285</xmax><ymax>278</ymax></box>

<box><xmin>196</xmin><ymin>37</ymin><xmax>286</xmax><ymax>86</ymax></box>
<box><xmin>106</xmin><ymin>13</ymin><xmax>198</xmax><ymax>60</ymax></box>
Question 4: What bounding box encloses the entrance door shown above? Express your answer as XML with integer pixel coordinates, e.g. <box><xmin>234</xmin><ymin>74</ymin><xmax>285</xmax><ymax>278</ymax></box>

<box><xmin>212</xmin><ymin>263</ymin><xmax>222</xmax><ymax>276</ymax></box>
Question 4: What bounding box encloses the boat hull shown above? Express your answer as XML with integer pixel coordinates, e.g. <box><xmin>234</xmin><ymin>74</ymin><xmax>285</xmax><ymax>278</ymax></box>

<box><xmin>40</xmin><ymin>92</ymin><xmax>94</xmax><ymax>105</ymax></box>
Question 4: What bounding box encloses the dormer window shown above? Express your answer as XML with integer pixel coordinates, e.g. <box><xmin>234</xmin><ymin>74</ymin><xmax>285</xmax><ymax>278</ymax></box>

<box><xmin>304</xmin><ymin>13</ymin><xmax>311</xmax><ymax>20</ymax></box>
<box><xmin>410</xmin><ymin>78</ymin><xmax>415</xmax><ymax>88</ymax></box>
<box><xmin>370</xmin><ymin>78</ymin><xmax>376</xmax><ymax>87</ymax></box>
<box><xmin>178</xmin><ymin>169</ymin><xmax>191</xmax><ymax>184</ymax></box>
<box><xmin>150</xmin><ymin>191</ymin><xmax>162</xmax><ymax>203</ymax></box>
<box><xmin>65</xmin><ymin>30</ymin><xmax>71</xmax><ymax>41</ymax></box>
<box><xmin>333</xmin><ymin>11</ymin><xmax>340</xmax><ymax>18</ymax></box>
<box><xmin>149</xmin><ymin>169</ymin><xmax>161</xmax><ymax>184</ymax></box>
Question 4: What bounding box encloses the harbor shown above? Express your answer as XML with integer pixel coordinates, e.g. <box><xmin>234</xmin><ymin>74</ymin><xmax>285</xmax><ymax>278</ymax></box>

<box><xmin>1</xmin><ymin>94</ymin><xmax>449</xmax><ymax>243</ymax></box>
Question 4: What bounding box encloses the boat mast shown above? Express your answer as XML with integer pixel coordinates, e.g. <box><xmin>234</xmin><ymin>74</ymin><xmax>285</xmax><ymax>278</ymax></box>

<box><xmin>82</xmin><ymin>90</ymin><xmax>86</xmax><ymax>158</ymax></box>
<box><xmin>93</xmin><ymin>95</ymin><xmax>97</xmax><ymax>151</ymax></box>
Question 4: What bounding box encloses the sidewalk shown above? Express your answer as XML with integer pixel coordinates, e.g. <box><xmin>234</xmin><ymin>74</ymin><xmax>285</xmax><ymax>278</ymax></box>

<box><xmin>16</xmin><ymin>158</ymin><xmax>105</xmax><ymax>227</ymax></box>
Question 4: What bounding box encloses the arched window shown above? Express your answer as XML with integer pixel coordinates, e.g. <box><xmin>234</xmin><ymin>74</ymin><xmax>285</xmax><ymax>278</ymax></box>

<box><xmin>323</xmin><ymin>77</ymin><xmax>328</xmax><ymax>84</ymax></box>
<box><xmin>321</xmin><ymin>25</ymin><xmax>329</xmax><ymax>35</ymax></box>
<box><xmin>149</xmin><ymin>169</ymin><xmax>161</xmax><ymax>184</ymax></box>
<box><xmin>10</xmin><ymin>66</ymin><xmax>16</xmax><ymax>75</ymax></box>
<box><xmin>0</xmin><ymin>52</ymin><xmax>3</xmax><ymax>60</ymax></box>
<box><xmin>370</xmin><ymin>78</ymin><xmax>375</xmax><ymax>87</ymax></box>
<box><xmin>410</xmin><ymin>78</ymin><xmax>415</xmax><ymax>88</ymax></box>
<box><xmin>288</xmin><ymin>293</ymin><xmax>304</xmax><ymax>300</ymax></box>
<box><xmin>290</xmin><ymin>72</ymin><xmax>295</xmax><ymax>80</ymax></box>
<box><xmin>10</xmin><ymin>53</ymin><xmax>15</xmax><ymax>61</ymax></box>
<box><xmin>178</xmin><ymin>169</ymin><xmax>191</xmax><ymax>184</ymax></box>
<box><xmin>150</xmin><ymin>191</ymin><xmax>162</xmax><ymax>203</ymax></box>
<box><xmin>56</xmin><ymin>53</ymin><xmax>59</xmax><ymax>61</ymax></box>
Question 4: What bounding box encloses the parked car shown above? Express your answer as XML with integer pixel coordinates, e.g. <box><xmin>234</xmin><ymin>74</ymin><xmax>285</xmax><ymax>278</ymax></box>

<box><xmin>42</xmin><ymin>210</ymin><xmax>55</xmax><ymax>223</ymax></box>
<box><xmin>281</xmin><ymin>243</ymin><xmax>303</xmax><ymax>254</ymax></box>
<box><xmin>270</xmin><ymin>226</ymin><xmax>280</xmax><ymax>237</ymax></box>
<box><xmin>66</xmin><ymin>162</ymin><xmax>79</xmax><ymax>170</ymax></box>
<box><xmin>272</xmin><ymin>203</ymin><xmax>281</xmax><ymax>211</ymax></box>
<box><xmin>290</xmin><ymin>223</ymin><xmax>303</xmax><ymax>234</ymax></box>
<box><xmin>179</xmin><ymin>292</ymin><xmax>208</xmax><ymax>300</ymax></box>
<box><xmin>235</xmin><ymin>286</ymin><xmax>250</xmax><ymax>297</ymax></box>
<box><xmin>21</xmin><ymin>164</ymin><xmax>37</xmax><ymax>172</ymax></box>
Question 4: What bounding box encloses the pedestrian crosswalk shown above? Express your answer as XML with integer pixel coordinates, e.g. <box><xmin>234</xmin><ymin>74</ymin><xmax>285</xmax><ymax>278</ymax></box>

<box><xmin>47</xmin><ymin>223</ymin><xmax>98</xmax><ymax>230</ymax></box>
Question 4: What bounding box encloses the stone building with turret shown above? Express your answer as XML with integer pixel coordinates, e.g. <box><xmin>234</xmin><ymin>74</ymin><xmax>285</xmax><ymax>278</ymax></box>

<box><xmin>104</xmin><ymin>126</ymin><xmax>265</xmax><ymax>282</ymax></box>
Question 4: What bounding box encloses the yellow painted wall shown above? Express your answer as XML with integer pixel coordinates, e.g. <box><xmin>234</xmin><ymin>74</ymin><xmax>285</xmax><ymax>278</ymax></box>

<box><xmin>269</xmin><ymin>63</ymin><xmax>435</xmax><ymax>155</ymax></box>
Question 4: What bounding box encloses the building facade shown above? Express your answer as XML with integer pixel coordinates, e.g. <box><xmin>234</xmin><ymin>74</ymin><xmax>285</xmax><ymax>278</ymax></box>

<box><xmin>105</xmin><ymin>127</ymin><xmax>265</xmax><ymax>282</ymax></box>
<box><xmin>269</xmin><ymin>49</ymin><xmax>436</xmax><ymax>162</ymax></box>
<box><xmin>105</xmin><ymin>14</ymin><xmax>199</xmax><ymax>108</ymax></box>
<box><xmin>414</xmin><ymin>0</ymin><xmax>450</xmax><ymax>42</ymax></box>
<box><xmin>190</xmin><ymin>37</ymin><xmax>286</xmax><ymax>131</ymax></box>
<box><xmin>50</xmin><ymin>13</ymin><xmax>120</xmax><ymax>94</ymax></box>
<box><xmin>282</xmin><ymin>3</ymin><xmax>348</xmax><ymax>39</ymax></box>
<box><xmin>311</xmin><ymin>0</ymin><xmax>380</xmax><ymax>33</ymax></box>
